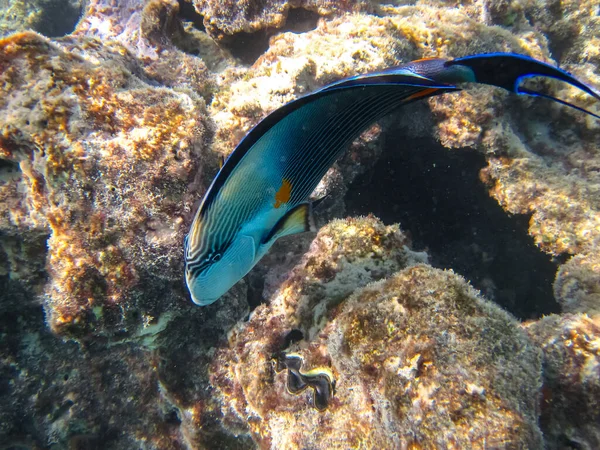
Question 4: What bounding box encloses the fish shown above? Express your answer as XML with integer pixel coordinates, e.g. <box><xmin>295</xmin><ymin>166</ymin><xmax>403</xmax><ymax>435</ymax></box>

<box><xmin>185</xmin><ymin>52</ymin><xmax>600</xmax><ymax>306</ymax></box>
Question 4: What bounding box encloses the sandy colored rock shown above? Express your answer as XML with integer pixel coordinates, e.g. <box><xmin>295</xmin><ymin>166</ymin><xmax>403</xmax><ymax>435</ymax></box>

<box><xmin>204</xmin><ymin>5</ymin><xmax>600</xmax><ymax>319</ymax></box>
<box><xmin>2</xmin><ymin>0</ymin><xmax>600</xmax><ymax>447</ymax></box>
<box><xmin>75</xmin><ymin>0</ymin><xmax>216</xmax><ymax>95</ymax></box>
<box><xmin>554</xmin><ymin>253</ymin><xmax>600</xmax><ymax>316</ymax></box>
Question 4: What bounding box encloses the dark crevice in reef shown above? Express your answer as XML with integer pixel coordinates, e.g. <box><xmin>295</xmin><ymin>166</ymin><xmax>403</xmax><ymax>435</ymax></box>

<box><xmin>247</xmin><ymin>269</ymin><xmax>268</xmax><ymax>311</ymax></box>
<box><xmin>285</xmin><ymin>8</ymin><xmax>321</xmax><ymax>34</ymax></box>
<box><xmin>177</xmin><ymin>0</ymin><xmax>206</xmax><ymax>32</ymax></box>
<box><xmin>283</xmin><ymin>329</ymin><xmax>304</xmax><ymax>349</ymax></box>
<box><xmin>542</xmin><ymin>30</ymin><xmax>569</xmax><ymax>64</ymax></box>
<box><xmin>221</xmin><ymin>8</ymin><xmax>321</xmax><ymax>65</ymax></box>
<box><xmin>35</xmin><ymin>0</ymin><xmax>85</xmax><ymax>38</ymax></box>
<box><xmin>224</xmin><ymin>31</ymin><xmax>271</xmax><ymax>65</ymax></box>
<box><xmin>0</xmin><ymin>157</ymin><xmax>20</xmax><ymax>178</ymax></box>
<box><xmin>345</xmin><ymin>133</ymin><xmax>562</xmax><ymax>320</ymax></box>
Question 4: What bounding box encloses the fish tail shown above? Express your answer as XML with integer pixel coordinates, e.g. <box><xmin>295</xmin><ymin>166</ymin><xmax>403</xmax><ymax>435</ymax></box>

<box><xmin>518</xmin><ymin>87</ymin><xmax>600</xmax><ymax>119</ymax></box>
<box><xmin>436</xmin><ymin>53</ymin><xmax>600</xmax><ymax>118</ymax></box>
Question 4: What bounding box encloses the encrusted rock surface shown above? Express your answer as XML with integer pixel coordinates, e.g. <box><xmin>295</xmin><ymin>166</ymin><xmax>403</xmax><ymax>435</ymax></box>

<box><xmin>524</xmin><ymin>314</ymin><xmax>600</xmax><ymax>450</ymax></box>
<box><xmin>0</xmin><ymin>278</ymin><xmax>250</xmax><ymax>449</ymax></box>
<box><xmin>212</xmin><ymin>218</ymin><xmax>543</xmax><ymax>448</ymax></box>
<box><xmin>0</xmin><ymin>29</ymin><xmax>212</xmax><ymax>337</ymax></box>
<box><xmin>554</xmin><ymin>253</ymin><xmax>600</xmax><ymax>316</ymax></box>
<box><xmin>190</xmin><ymin>0</ymin><xmax>371</xmax><ymax>39</ymax></box>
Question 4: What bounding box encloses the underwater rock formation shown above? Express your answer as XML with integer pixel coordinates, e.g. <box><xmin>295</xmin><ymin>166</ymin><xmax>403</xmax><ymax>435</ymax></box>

<box><xmin>481</xmin><ymin>0</ymin><xmax>600</xmax><ymax>68</ymax></box>
<box><xmin>524</xmin><ymin>314</ymin><xmax>600</xmax><ymax>450</ymax></box>
<box><xmin>0</xmin><ymin>265</ymin><xmax>250</xmax><ymax>449</ymax></box>
<box><xmin>207</xmin><ymin>2</ymin><xmax>600</xmax><ymax>318</ymax></box>
<box><xmin>211</xmin><ymin>217</ymin><xmax>543</xmax><ymax>448</ymax></box>
<box><xmin>554</xmin><ymin>253</ymin><xmax>600</xmax><ymax>316</ymax></box>
<box><xmin>190</xmin><ymin>0</ymin><xmax>371</xmax><ymax>39</ymax></box>
<box><xmin>1</xmin><ymin>0</ymin><xmax>600</xmax><ymax>448</ymax></box>
<box><xmin>423</xmin><ymin>0</ymin><xmax>600</xmax><ymax>315</ymax></box>
<box><xmin>0</xmin><ymin>26</ymin><xmax>214</xmax><ymax>338</ymax></box>
<box><xmin>75</xmin><ymin>0</ymin><xmax>217</xmax><ymax>93</ymax></box>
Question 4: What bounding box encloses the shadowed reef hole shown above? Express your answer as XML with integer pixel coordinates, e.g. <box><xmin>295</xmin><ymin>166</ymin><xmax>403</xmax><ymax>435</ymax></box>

<box><xmin>345</xmin><ymin>133</ymin><xmax>562</xmax><ymax>320</ymax></box>
<box><xmin>0</xmin><ymin>157</ymin><xmax>20</xmax><ymax>179</ymax></box>
<box><xmin>185</xmin><ymin>7</ymin><xmax>320</xmax><ymax>65</ymax></box>
<box><xmin>34</xmin><ymin>0</ymin><xmax>85</xmax><ymax>38</ymax></box>
<box><xmin>223</xmin><ymin>7</ymin><xmax>320</xmax><ymax>65</ymax></box>
<box><xmin>177</xmin><ymin>0</ymin><xmax>206</xmax><ymax>32</ymax></box>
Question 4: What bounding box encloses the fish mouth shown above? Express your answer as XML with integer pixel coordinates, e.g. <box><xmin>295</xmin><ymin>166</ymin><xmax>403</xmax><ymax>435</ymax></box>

<box><xmin>185</xmin><ymin>271</ymin><xmax>219</xmax><ymax>306</ymax></box>
<box><xmin>190</xmin><ymin>292</ymin><xmax>218</xmax><ymax>306</ymax></box>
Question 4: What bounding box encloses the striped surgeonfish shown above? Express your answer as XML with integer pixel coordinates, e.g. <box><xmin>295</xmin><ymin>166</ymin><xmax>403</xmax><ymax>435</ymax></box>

<box><xmin>185</xmin><ymin>52</ymin><xmax>600</xmax><ymax>305</ymax></box>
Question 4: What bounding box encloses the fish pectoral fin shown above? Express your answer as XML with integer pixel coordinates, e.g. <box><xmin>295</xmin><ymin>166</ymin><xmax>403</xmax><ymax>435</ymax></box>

<box><xmin>263</xmin><ymin>202</ymin><xmax>317</xmax><ymax>244</ymax></box>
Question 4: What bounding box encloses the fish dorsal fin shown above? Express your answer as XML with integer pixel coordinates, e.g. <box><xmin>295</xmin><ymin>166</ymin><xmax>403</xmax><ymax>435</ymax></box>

<box><xmin>264</xmin><ymin>202</ymin><xmax>317</xmax><ymax>244</ymax></box>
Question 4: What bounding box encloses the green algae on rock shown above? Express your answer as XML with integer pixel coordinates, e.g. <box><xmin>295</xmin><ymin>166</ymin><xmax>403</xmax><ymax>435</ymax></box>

<box><xmin>211</xmin><ymin>217</ymin><xmax>543</xmax><ymax>448</ymax></box>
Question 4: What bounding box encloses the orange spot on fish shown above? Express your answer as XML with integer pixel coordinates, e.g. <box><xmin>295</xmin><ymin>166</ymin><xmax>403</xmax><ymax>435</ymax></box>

<box><xmin>274</xmin><ymin>179</ymin><xmax>292</xmax><ymax>208</ymax></box>
<box><xmin>405</xmin><ymin>88</ymin><xmax>440</xmax><ymax>101</ymax></box>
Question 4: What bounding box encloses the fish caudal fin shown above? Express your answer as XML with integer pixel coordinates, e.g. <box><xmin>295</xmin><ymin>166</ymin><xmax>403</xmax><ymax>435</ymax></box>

<box><xmin>518</xmin><ymin>87</ymin><xmax>600</xmax><ymax>120</ymax></box>
<box><xmin>263</xmin><ymin>202</ymin><xmax>317</xmax><ymax>244</ymax></box>
<box><xmin>439</xmin><ymin>53</ymin><xmax>600</xmax><ymax>119</ymax></box>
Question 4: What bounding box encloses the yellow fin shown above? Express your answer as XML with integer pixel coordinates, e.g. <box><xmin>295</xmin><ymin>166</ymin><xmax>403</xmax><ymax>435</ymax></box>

<box><xmin>264</xmin><ymin>202</ymin><xmax>316</xmax><ymax>244</ymax></box>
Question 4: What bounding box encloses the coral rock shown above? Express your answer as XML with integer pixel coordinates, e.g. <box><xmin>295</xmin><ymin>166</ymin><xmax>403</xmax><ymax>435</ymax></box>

<box><xmin>212</xmin><ymin>218</ymin><xmax>543</xmax><ymax>448</ymax></box>
<box><xmin>0</xmin><ymin>0</ymin><xmax>83</xmax><ymax>38</ymax></box>
<box><xmin>190</xmin><ymin>0</ymin><xmax>371</xmax><ymax>39</ymax></box>
<box><xmin>554</xmin><ymin>253</ymin><xmax>600</xmax><ymax>316</ymax></box>
<box><xmin>524</xmin><ymin>314</ymin><xmax>600</xmax><ymax>450</ymax></box>
<box><xmin>0</xmin><ymin>30</ymin><xmax>213</xmax><ymax>337</ymax></box>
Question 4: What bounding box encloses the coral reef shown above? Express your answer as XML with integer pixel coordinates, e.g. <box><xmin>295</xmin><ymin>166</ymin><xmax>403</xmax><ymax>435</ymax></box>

<box><xmin>75</xmin><ymin>0</ymin><xmax>216</xmax><ymax>94</ymax></box>
<box><xmin>206</xmin><ymin>1</ymin><xmax>600</xmax><ymax>316</ymax></box>
<box><xmin>524</xmin><ymin>314</ymin><xmax>600</xmax><ymax>450</ymax></box>
<box><xmin>0</xmin><ymin>289</ymin><xmax>182</xmax><ymax>450</ymax></box>
<box><xmin>481</xmin><ymin>0</ymin><xmax>600</xmax><ymax>68</ymax></box>
<box><xmin>0</xmin><ymin>261</ymin><xmax>250</xmax><ymax>449</ymax></box>
<box><xmin>211</xmin><ymin>218</ymin><xmax>543</xmax><ymax>448</ymax></box>
<box><xmin>1</xmin><ymin>0</ymin><xmax>600</xmax><ymax>448</ymax></box>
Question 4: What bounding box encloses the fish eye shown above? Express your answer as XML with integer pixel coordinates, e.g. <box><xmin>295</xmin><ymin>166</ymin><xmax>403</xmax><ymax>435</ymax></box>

<box><xmin>211</xmin><ymin>253</ymin><xmax>222</xmax><ymax>262</ymax></box>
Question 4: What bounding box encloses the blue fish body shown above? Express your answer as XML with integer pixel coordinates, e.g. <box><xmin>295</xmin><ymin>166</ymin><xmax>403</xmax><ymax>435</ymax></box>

<box><xmin>185</xmin><ymin>53</ymin><xmax>600</xmax><ymax>306</ymax></box>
